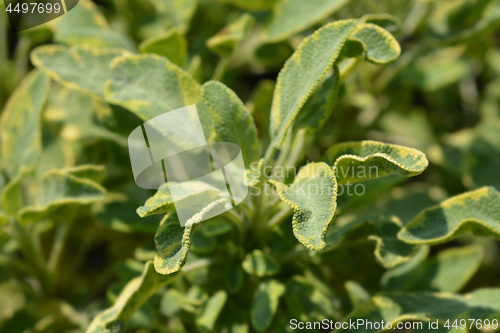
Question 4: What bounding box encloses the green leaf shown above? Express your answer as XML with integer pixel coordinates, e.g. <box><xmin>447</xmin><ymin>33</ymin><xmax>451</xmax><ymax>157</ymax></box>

<box><xmin>50</xmin><ymin>0</ymin><xmax>134</xmax><ymax>50</ymax></box>
<box><xmin>31</xmin><ymin>45</ymin><xmax>129</xmax><ymax>98</ymax></box>
<box><xmin>246</xmin><ymin>158</ymin><xmax>264</xmax><ymax>188</ymax></box>
<box><xmin>60</xmin><ymin>165</ymin><xmax>105</xmax><ymax>183</ymax></box>
<box><xmin>264</xmin><ymin>0</ymin><xmax>351</xmax><ymax>42</ymax></box>
<box><xmin>104</xmin><ymin>54</ymin><xmax>206</xmax><ymax>127</ymax></box>
<box><xmin>225</xmin><ymin>261</ymin><xmax>244</xmax><ymax>292</ymax></box>
<box><xmin>136</xmin><ymin>183</ymin><xmax>225</xmax><ymax>218</ymax></box>
<box><xmin>18</xmin><ymin>169</ymin><xmax>106</xmax><ymax>223</ymax></box>
<box><xmin>218</xmin><ymin>0</ymin><xmax>276</xmax><ymax>11</ymax></box>
<box><xmin>294</xmin><ymin>66</ymin><xmax>340</xmax><ymax>131</ymax></box>
<box><xmin>86</xmin><ymin>261</ymin><xmax>176</xmax><ymax>333</ymax></box>
<box><xmin>55</xmin><ymin>29</ymin><xmax>135</xmax><ymax>51</ymax></box>
<box><xmin>201</xmin><ymin>80</ymin><xmax>259</xmax><ymax>166</ymax></box>
<box><xmin>0</xmin><ymin>70</ymin><xmax>50</xmax><ymax>178</ymax></box>
<box><xmin>269</xmin><ymin>19</ymin><xmax>357</xmax><ymax>147</ymax></box>
<box><xmin>382</xmin><ymin>246</ymin><xmax>482</xmax><ymax>293</ymax></box>
<box><xmin>345</xmin><ymin>281</ymin><xmax>370</xmax><ymax>308</ymax></box>
<box><xmin>96</xmin><ymin>201</ymin><xmax>160</xmax><ymax>234</ymax></box>
<box><xmin>284</xmin><ymin>275</ymin><xmax>337</xmax><ymax>322</ymax></box>
<box><xmin>242</xmin><ymin>249</ymin><xmax>280</xmax><ymax>277</ymax></box>
<box><xmin>398</xmin><ymin>186</ymin><xmax>500</xmax><ymax>244</ymax></box>
<box><xmin>43</xmin><ymin>85</ymin><xmax>125</xmax><ymax>143</ymax></box>
<box><xmin>139</xmin><ymin>29</ymin><xmax>187</xmax><ymax>67</ymax></box>
<box><xmin>196</xmin><ymin>291</ymin><xmax>227</xmax><ymax>332</ymax></box>
<box><xmin>0</xmin><ymin>169</ymin><xmax>30</xmax><ymax>217</ymax></box>
<box><xmin>324</xmin><ymin>216</ymin><xmax>420</xmax><ymax>268</ymax></box>
<box><xmin>51</xmin><ymin>0</ymin><xmax>109</xmax><ymax>32</ymax></box>
<box><xmin>325</xmin><ymin>140</ymin><xmax>428</xmax><ymax>185</ymax></box>
<box><xmin>251</xmin><ymin>280</ymin><xmax>285</xmax><ymax>332</ymax></box>
<box><xmin>270</xmin><ymin>162</ymin><xmax>337</xmax><ymax>251</ymax></box>
<box><xmin>154</xmin><ymin>213</ymin><xmax>194</xmax><ymax>275</ymax></box>
<box><xmin>207</xmin><ymin>13</ymin><xmax>254</xmax><ymax>57</ymax></box>
<box><xmin>347</xmin><ymin>23</ymin><xmax>401</xmax><ymax>64</ymax></box>
<box><xmin>150</xmin><ymin>0</ymin><xmax>197</xmax><ymax>34</ymax></box>
<box><xmin>336</xmin><ymin>289</ymin><xmax>500</xmax><ymax>333</ymax></box>
<box><xmin>202</xmin><ymin>218</ymin><xmax>233</xmax><ymax>237</ymax></box>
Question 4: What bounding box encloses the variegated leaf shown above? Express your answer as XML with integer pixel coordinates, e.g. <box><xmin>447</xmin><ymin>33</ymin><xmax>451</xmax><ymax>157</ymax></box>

<box><xmin>324</xmin><ymin>216</ymin><xmax>420</xmax><ymax>268</ymax></box>
<box><xmin>398</xmin><ymin>186</ymin><xmax>500</xmax><ymax>244</ymax></box>
<box><xmin>294</xmin><ymin>66</ymin><xmax>340</xmax><ymax>131</ymax></box>
<box><xmin>0</xmin><ymin>70</ymin><xmax>50</xmax><ymax>178</ymax></box>
<box><xmin>269</xmin><ymin>20</ymin><xmax>356</xmax><ymax>147</ymax></box>
<box><xmin>242</xmin><ymin>249</ymin><xmax>280</xmax><ymax>277</ymax></box>
<box><xmin>382</xmin><ymin>246</ymin><xmax>482</xmax><ymax>293</ymax></box>
<box><xmin>325</xmin><ymin>140</ymin><xmax>428</xmax><ymax>185</ymax></box>
<box><xmin>139</xmin><ymin>29</ymin><xmax>187</xmax><ymax>67</ymax></box>
<box><xmin>270</xmin><ymin>162</ymin><xmax>337</xmax><ymax>250</ymax></box>
<box><xmin>154</xmin><ymin>213</ymin><xmax>193</xmax><ymax>275</ymax></box>
<box><xmin>136</xmin><ymin>182</ymin><xmax>225</xmax><ymax>218</ymax></box>
<box><xmin>264</xmin><ymin>0</ymin><xmax>351</xmax><ymax>42</ymax></box>
<box><xmin>347</xmin><ymin>23</ymin><xmax>401</xmax><ymax>64</ymax></box>
<box><xmin>336</xmin><ymin>289</ymin><xmax>500</xmax><ymax>333</ymax></box>
<box><xmin>196</xmin><ymin>291</ymin><xmax>227</xmax><ymax>332</ymax></box>
<box><xmin>207</xmin><ymin>13</ymin><xmax>254</xmax><ymax>57</ymax></box>
<box><xmin>150</xmin><ymin>0</ymin><xmax>197</xmax><ymax>34</ymax></box>
<box><xmin>201</xmin><ymin>80</ymin><xmax>259</xmax><ymax>166</ymax></box>
<box><xmin>86</xmin><ymin>261</ymin><xmax>175</xmax><ymax>333</ymax></box>
<box><xmin>31</xmin><ymin>45</ymin><xmax>129</xmax><ymax>98</ymax></box>
<box><xmin>18</xmin><ymin>169</ymin><xmax>106</xmax><ymax>223</ymax></box>
<box><xmin>251</xmin><ymin>280</ymin><xmax>285</xmax><ymax>332</ymax></box>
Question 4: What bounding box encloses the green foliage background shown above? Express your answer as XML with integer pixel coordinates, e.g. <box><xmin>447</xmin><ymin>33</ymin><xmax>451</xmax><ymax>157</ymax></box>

<box><xmin>0</xmin><ymin>0</ymin><xmax>499</xmax><ymax>332</ymax></box>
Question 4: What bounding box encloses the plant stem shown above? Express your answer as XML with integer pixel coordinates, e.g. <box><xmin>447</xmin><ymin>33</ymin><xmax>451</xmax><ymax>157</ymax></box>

<box><xmin>211</xmin><ymin>56</ymin><xmax>230</xmax><ymax>81</ymax></box>
<box><xmin>46</xmin><ymin>222</ymin><xmax>71</xmax><ymax>294</ymax></box>
<box><xmin>266</xmin><ymin>207</ymin><xmax>293</xmax><ymax>229</ymax></box>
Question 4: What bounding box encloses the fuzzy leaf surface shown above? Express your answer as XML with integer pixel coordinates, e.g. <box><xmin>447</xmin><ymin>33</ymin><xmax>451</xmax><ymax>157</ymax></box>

<box><xmin>325</xmin><ymin>140</ymin><xmax>428</xmax><ymax>185</ymax></box>
<box><xmin>0</xmin><ymin>71</ymin><xmax>50</xmax><ymax>178</ymax></box>
<box><xmin>270</xmin><ymin>162</ymin><xmax>337</xmax><ymax>250</ymax></box>
<box><xmin>269</xmin><ymin>19</ymin><xmax>357</xmax><ymax>147</ymax></box>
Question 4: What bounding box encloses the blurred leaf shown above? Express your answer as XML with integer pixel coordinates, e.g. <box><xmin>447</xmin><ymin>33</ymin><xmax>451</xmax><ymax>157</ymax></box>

<box><xmin>254</xmin><ymin>42</ymin><xmax>294</xmax><ymax>69</ymax></box>
<box><xmin>96</xmin><ymin>200</ymin><xmax>160</xmax><ymax>233</ymax></box>
<box><xmin>398</xmin><ymin>186</ymin><xmax>500</xmax><ymax>244</ymax></box>
<box><xmin>345</xmin><ymin>281</ymin><xmax>370</xmax><ymax>308</ymax></box>
<box><xmin>246</xmin><ymin>158</ymin><xmax>264</xmax><ymax>189</ymax></box>
<box><xmin>31</xmin><ymin>45</ymin><xmax>129</xmax><ymax>98</ymax></box>
<box><xmin>218</xmin><ymin>0</ymin><xmax>276</xmax><ymax>11</ymax></box>
<box><xmin>150</xmin><ymin>0</ymin><xmax>198</xmax><ymax>34</ymax></box>
<box><xmin>225</xmin><ymin>261</ymin><xmax>244</xmax><ymax>292</ymax></box>
<box><xmin>18</xmin><ymin>168</ymin><xmax>106</xmax><ymax>223</ymax></box>
<box><xmin>269</xmin><ymin>19</ymin><xmax>356</xmax><ymax>147</ymax></box>
<box><xmin>251</xmin><ymin>280</ymin><xmax>285</xmax><ymax>332</ymax></box>
<box><xmin>201</xmin><ymin>80</ymin><xmax>259</xmax><ymax>166</ymax></box>
<box><xmin>264</xmin><ymin>0</ymin><xmax>351</xmax><ymax>42</ymax></box>
<box><xmin>270</xmin><ymin>162</ymin><xmax>337</xmax><ymax>250</ymax></box>
<box><xmin>383</xmin><ymin>246</ymin><xmax>482</xmax><ymax>292</ymax></box>
<box><xmin>196</xmin><ymin>290</ymin><xmax>227</xmax><ymax>332</ymax></box>
<box><xmin>139</xmin><ymin>29</ymin><xmax>187</xmax><ymax>67</ymax></box>
<box><xmin>324</xmin><ymin>216</ymin><xmax>420</xmax><ymax>268</ymax></box>
<box><xmin>336</xmin><ymin>289</ymin><xmax>500</xmax><ymax>333</ymax></box>
<box><xmin>86</xmin><ymin>261</ymin><xmax>176</xmax><ymax>333</ymax></box>
<box><xmin>360</xmin><ymin>13</ymin><xmax>401</xmax><ymax>33</ymax></box>
<box><xmin>284</xmin><ymin>275</ymin><xmax>337</xmax><ymax>322</ymax></box>
<box><xmin>56</xmin><ymin>29</ymin><xmax>135</xmax><ymax>51</ymax></box>
<box><xmin>325</xmin><ymin>140</ymin><xmax>428</xmax><ymax>185</ymax></box>
<box><xmin>0</xmin><ymin>283</ymin><xmax>25</xmax><ymax>322</ymax></box>
<box><xmin>104</xmin><ymin>54</ymin><xmax>207</xmax><ymax>129</ymax></box>
<box><xmin>207</xmin><ymin>13</ymin><xmax>254</xmax><ymax>57</ymax></box>
<box><xmin>242</xmin><ymin>249</ymin><xmax>280</xmax><ymax>277</ymax></box>
<box><xmin>202</xmin><ymin>217</ymin><xmax>233</xmax><ymax>237</ymax></box>
<box><xmin>0</xmin><ymin>70</ymin><xmax>50</xmax><ymax>178</ymax></box>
